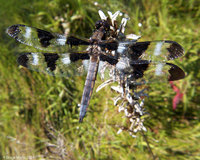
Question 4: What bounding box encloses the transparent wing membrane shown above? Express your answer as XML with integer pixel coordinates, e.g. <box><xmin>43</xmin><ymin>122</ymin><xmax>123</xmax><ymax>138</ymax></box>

<box><xmin>6</xmin><ymin>24</ymin><xmax>90</xmax><ymax>52</ymax></box>
<box><xmin>6</xmin><ymin>25</ymin><xmax>185</xmax><ymax>82</ymax></box>
<box><xmin>129</xmin><ymin>40</ymin><xmax>184</xmax><ymax>61</ymax></box>
<box><xmin>129</xmin><ymin>61</ymin><xmax>185</xmax><ymax>83</ymax></box>
<box><xmin>17</xmin><ymin>52</ymin><xmax>89</xmax><ymax>77</ymax></box>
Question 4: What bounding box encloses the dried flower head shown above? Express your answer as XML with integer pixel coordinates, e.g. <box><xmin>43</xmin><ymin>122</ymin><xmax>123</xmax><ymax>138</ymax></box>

<box><xmin>96</xmin><ymin>10</ymin><xmax>147</xmax><ymax>136</ymax></box>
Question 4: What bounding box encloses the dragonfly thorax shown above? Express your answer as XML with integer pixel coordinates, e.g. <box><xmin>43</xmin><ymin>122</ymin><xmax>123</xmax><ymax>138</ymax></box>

<box><xmin>87</xmin><ymin>44</ymin><xmax>102</xmax><ymax>56</ymax></box>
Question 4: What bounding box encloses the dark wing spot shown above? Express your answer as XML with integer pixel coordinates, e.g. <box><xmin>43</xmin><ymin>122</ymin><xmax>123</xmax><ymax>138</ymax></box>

<box><xmin>66</xmin><ymin>36</ymin><xmax>90</xmax><ymax>47</ymax></box>
<box><xmin>131</xmin><ymin>60</ymin><xmax>150</xmax><ymax>79</ymax></box>
<box><xmin>130</xmin><ymin>42</ymin><xmax>150</xmax><ymax>60</ymax></box>
<box><xmin>17</xmin><ymin>53</ymin><xmax>30</xmax><ymax>68</ymax></box>
<box><xmin>167</xmin><ymin>63</ymin><xmax>185</xmax><ymax>81</ymax></box>
<box><xmin>6</xmin><ymin>24</ymin><xmax>25</xmax><ymax>39</ymax></box>
<box><xmin>37</xmin><ymin>29</ymin><xmax>55</xmax><ymax>47</ymax></box>
<box><xmin>70</xmin><ymin>53</ymin><xmax>90</xmax><ymax>62</ymax></box>
<box><xmin>165</xmin><ymin>41</ymin><xmax>184</xmax><ymax>60</ymax></box>
<box><xmin>100</xmin><ymin>54</ymin><xmax>118</xmax><ymax>65</ymax></box>
<box><xmin>43</xmin><ymin>53</ymin><xmax>59</xmax><ymax>71</ymax></box>
<box><xmin>99</xmin><ymin>41</ymin><xmax>118</xmax><ymax>51</ymax></box>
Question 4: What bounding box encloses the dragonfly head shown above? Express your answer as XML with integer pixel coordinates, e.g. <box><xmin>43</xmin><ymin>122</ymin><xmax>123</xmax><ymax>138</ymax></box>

<box><xmin>95</xmin><ymin>20</ymin><xmax>110</xmax><ymax>32</ymax></box>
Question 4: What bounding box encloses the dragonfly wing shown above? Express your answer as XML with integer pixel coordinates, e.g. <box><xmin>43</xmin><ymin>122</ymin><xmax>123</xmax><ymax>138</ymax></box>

<box><xmin>6</xmin><ymin>24</ymin><xmax>90</xmax><ymax>52</ymax></box>
<box><xmin>17</xmin><ymin>52</ymin><xmax>90</xmax><ymax>77</ymax></box>
<box><xmin>128</xmin><ymin>40</ymin><xmax>184</xmax><ymax>61</ymax></box>
<box><xmin>130</xmin><ymin>60</ymin><xmax>185</xmax><ymax>83</ymax></box>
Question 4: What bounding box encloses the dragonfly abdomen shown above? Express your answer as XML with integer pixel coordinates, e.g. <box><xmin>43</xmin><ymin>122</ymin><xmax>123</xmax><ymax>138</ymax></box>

<box><xmin>79</xmin><ymin>56</ymin><xmax>100</xmax><ymax>122</ymax></box>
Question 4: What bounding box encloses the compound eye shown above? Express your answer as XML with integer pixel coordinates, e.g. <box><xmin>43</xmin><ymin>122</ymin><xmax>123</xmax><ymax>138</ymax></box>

<box><xmin>103</xmin><ymin>21</ymin><xmax>110</xmax><ymax>31</ymax></box>
<box><xmin>95</xmin><ymin>20</ymin><xmax>103</xmax><ymax>29</ymax></box>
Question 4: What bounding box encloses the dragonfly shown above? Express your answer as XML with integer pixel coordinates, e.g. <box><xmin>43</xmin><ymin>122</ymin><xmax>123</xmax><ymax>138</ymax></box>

<box><xmin>6</xmin><ymin>10</ymin><xmax>185</xmax><ymax>122</ymax></box>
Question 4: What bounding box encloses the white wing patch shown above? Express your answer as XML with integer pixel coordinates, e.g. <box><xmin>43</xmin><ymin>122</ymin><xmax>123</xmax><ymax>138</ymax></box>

<box><xmin>154</xmin><ymin>42</ymin><xmax>163</xmax><ymax>56</ymax></box>
<box><xmin>155</xmin><ymin>63</ymin><xmax>164</xmax><ymax>76</ymax></box>
<box><xmin>32</xmin><ymin>53</ymin><xmax>39</xmax><ymax>65</ymax></box>
<box><xmin>57</xmin><ymin>35</ymin><xmax>66</xmax><ymax>45</ymax></box>
<box><xmin>117</xmin><ymin>44</ymin><xmax>126</xmax><ymax>54</ymax></box>
<box><xmin>24</xmin><ymin>27</ymin><xmax>31</xmax><ymax>39</ymax></box>
<box><xmin>61</xmin><ymin>54</ymin><xmax>71</xmax><ymax>65</ymax></box>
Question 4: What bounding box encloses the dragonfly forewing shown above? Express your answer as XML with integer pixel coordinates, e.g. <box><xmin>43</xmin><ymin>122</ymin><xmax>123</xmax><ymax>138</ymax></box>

<box><xmin>6</xmin><ymin>24</ymin><xmax>90</xmax><ymax>52</ymax></box>
<box><xmin>129</xmin><ymin>40</ymin><xmax>184</xmax><ymax>61</ymax></box>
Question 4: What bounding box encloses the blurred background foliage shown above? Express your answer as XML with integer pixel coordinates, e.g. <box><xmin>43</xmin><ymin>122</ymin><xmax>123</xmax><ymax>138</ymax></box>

<box><xmin>0</xmin><ymin>0</ymin><xmax>199</xmax><ymax>159</ymax></box>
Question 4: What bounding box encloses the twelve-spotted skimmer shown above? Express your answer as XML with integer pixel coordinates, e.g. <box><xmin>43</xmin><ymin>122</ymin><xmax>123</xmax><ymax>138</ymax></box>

<box><xmin>6</xmin><ymin>10</ymin><xmax>185</xmax><ymax>122</ymax></box>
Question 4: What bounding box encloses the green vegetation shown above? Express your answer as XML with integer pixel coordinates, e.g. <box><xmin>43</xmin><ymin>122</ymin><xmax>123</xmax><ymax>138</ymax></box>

<box><xmin>0</xmin><ymin>0</ymin><xmax>199</xmax><ymax>159</ymax></box>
